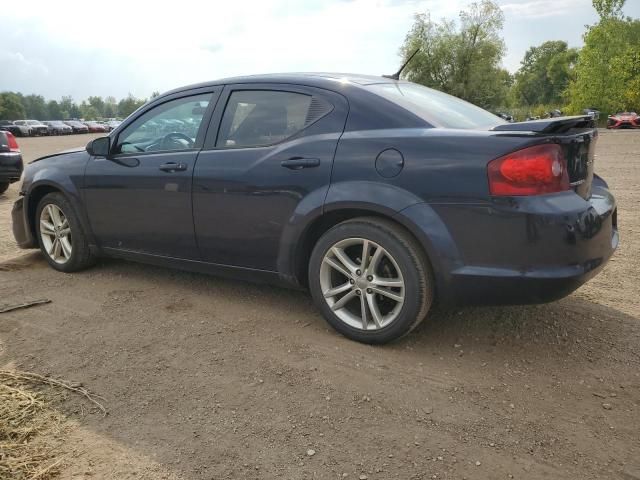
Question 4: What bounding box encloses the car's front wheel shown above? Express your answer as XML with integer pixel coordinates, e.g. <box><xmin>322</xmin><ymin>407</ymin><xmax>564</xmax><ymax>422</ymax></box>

<box><xmin>309</xmin><ymin>217</ymin><xmax>434</xmax><ymax>344</ymax></box>
<box><xmin>36</xmin><ymin>192</ymin><xmax>95</xmax><ymax>272</ymax></box>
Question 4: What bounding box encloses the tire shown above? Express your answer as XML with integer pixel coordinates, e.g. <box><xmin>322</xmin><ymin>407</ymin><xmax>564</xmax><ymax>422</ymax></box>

<box><xmin>309</xmin><ymin>217</ymin><xmax>434</xmax><ymax>344</ymax></box>
<box><xmin>35</xmin><ymin>192</ymin><xmax>95</xmax><ymax>272</ymax></box>
<box><xmin>0</xmin><ymin>183</ymin><xmax>9</xmax><ymax>195</ymax></box>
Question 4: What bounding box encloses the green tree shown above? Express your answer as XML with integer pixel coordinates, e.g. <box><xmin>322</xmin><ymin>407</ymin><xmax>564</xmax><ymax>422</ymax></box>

<box><xmin>47</xmin><ymin>100</ymin><xmax>62</xmax><ymax>120</ymax></box>
<box><xmin>104</xmin><ymin>96</ymin><xmax>117</xmax><ymax>118</ymax></box>
<box><xmin>400</xmin><ymin>0</ymin><xmax>507</xmax><ymax>109</ymax></box>
<box><xmin>117</xmin><ymin>94</ymin><xmax>146</xmax><ymax>118</ymax></box>
<box><xmin>568</xmin><ymin>0</ymin><xmax>640</xmax><ymax>113</ymax></box>
<box><xmin>0</xmin><ymin>92</ymin><xmax>26</xmax><ymax>120</ymax></box>
<box><xmin>87</xmin><ymin>96</ymin><xmax>105</xmax><ymax>117</ymax></box>
<box><xmin>512</xmin><ymin>41</ymin><xmax>578</xmax><ymax>106</ymax></box>
<box><xmin>22</xmin><ymin>94</ymin><xmax>48</xmax><ymax>119</ymax></box>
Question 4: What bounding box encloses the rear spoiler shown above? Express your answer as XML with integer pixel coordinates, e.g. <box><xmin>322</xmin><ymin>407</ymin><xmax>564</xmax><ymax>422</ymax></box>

<box><xmin>492</xmin><ymin>115</ymin><xmax>595</xmax><ymax>134</ymax></box>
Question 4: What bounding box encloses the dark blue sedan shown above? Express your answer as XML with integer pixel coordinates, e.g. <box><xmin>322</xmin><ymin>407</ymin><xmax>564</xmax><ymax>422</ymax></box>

<box><xmin>12</xmin><ymin>73</ymin><xmax>618</xmax><ymax>343</ymax></box>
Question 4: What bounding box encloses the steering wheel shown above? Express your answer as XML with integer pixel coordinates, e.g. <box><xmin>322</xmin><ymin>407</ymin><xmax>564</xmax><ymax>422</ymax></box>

<box><xmin>161</xmin><ymin>132</ymin><xmax>194</xmax><ymax>150</ymax></box>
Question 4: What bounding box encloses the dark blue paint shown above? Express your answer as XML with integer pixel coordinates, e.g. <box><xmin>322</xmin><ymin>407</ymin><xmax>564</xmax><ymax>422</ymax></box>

<box><xmin>12</xmin><ymin>73</ymin><xmax>618</xmax><ymax>306</ymax></box>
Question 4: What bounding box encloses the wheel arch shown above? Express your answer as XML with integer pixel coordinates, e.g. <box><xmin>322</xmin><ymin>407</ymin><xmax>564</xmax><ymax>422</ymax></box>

<box><xmin>286</xmin><ymin>202</ymin><xmax>455</xmax><ymax>301</ymax></box>
<box><xmin>26</xmin><ymin>180</ymin><xmax>95</xmax><ymax>248</ymax></box>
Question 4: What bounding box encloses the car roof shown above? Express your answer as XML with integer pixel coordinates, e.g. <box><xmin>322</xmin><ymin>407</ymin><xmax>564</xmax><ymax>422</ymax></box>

<box><xmin>163</xmin><ymin>72</ymin><xmax>399</xmax><ymax>96</ymax></box>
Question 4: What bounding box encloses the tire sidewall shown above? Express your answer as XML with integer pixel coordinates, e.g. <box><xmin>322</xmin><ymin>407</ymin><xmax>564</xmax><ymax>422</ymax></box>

<box><xmin>309</xmin><ymin>220</ymin><xmax>428</xmax><ymax>344</ymax></box>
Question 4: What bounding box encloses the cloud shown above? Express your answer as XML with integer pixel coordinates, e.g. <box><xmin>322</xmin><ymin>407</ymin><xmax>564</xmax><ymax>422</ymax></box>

<box><xmin>500</xmin><ymin>0</ymin><xmax>585</xmax><ymax>18</ymax></box>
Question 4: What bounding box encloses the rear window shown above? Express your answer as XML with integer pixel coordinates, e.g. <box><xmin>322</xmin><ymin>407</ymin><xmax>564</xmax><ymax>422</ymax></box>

<box><xmin>367</xmin><ymin>82</ymin><xmax>504</xmax><ymax>130</ymax></box>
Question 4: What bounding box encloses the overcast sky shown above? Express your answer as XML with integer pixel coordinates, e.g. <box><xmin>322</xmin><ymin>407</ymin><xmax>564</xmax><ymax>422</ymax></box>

<box><xmin>1</xmin><ymin>0</ymin><xmax>639</xmax><ymax>101</ymax></box>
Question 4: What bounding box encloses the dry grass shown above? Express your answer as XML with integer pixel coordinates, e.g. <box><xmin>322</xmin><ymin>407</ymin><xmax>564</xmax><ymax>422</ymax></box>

<box><xmin>0</xmin><ymin>371</ymin><xmax>106</xmax><ymax>480</ymax></box>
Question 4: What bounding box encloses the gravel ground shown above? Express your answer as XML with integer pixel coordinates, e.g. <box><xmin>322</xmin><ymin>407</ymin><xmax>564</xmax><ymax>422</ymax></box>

<box><xmin>0</xmin><ymin>130</ymin><xmax>638</xmax><ymax>479</ymax></box>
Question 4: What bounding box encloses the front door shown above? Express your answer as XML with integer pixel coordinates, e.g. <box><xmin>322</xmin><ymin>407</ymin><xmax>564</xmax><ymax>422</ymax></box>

<box><xmin>83</xmin><ymin>91</ymin><xmax>217</xmax><ymax>259</ymax></box>
<box><xmin>193</xmin><ymin>84</ymin><xmax>348</xmax><ymax>271</ymax></box>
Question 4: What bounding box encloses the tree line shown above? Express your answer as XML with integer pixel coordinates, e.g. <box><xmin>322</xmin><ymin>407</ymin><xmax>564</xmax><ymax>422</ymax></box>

<box><xmin>401</xmin><ymin>0</ymin><xmax>639</xmax><ymax>119</ymax></box>
<box><xmin>0</xmin><ymin>91</ymin><xmax>160</xmax><ymax>122</ymax></box>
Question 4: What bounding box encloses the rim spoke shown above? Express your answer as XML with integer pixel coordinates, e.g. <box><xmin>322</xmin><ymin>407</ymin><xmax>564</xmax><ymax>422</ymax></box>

<box><xmin>323</xmin><ymin>257</ymin><xmax>351</xmax><ymax>278</ymax></box>
<box><xmin>331</xmin><ymin>290</ymin><xmax>357</xmax><ymax>311</ymax></box>
<box><xmin>366</xmin><ymin>247</ymin><xmax>384</xmax><ymax>275</ymax></box>
<box><xmin>59</xmin><ymin>227</ymin><xmax>71</xmax><ymax>236</ymax></box>
<box><xmin>52</xmin><ymin>238</ymin><xmax>61</xmax><ymax>258</ymax></box>
<box><xmin>371</xmin><ymin>277</ymin><xmax>403</xmax><ymax>288</ymax></box>
<box><xmin>48</xmin><ymin>205</ymin><xmax>62</xmax><ymax>227</ymax></box>
<box><xmin>360</xmin><ymin>294</ymin><xmax>368</xmax><ymax>330</ymax></box>
<box><xmin>60</xmin><ymin>237</ymin><xmax>72</xmax><ymax>259</ymax></box>
<box><xmin>371</xmin><ymin>286</ymin><xmax>403</xmax><ymax>303</ymax></box>
<box><xmin>331</xmin><ymin>247</ymin><xmax>358</xmax><ymax>274</ymax></box>
<box><xmin>45</xmin><ymin>238</ymin><xmax>55</xmax><ymax>255</ymax></box>
<box><xmin>366</xmin><ymin>293</ymin><xmax>383</xmax><ymax>328</ymax></box>
<box><xmin>360</xmin><ymin>240</ymin><xmax>370</xmax><ymax>270</ymax></box>
<box><xmin>323</xmin><ymin>282</ymin><xmax>352</xmax><ymax>299</ymax></box>
<box><xmin>40</xmin><ymin>220</ymin><xmax>55</xmax><ymax>235</ymax></box>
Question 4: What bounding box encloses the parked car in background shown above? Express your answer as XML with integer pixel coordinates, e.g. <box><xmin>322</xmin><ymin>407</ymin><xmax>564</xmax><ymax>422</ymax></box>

<box><xmin>83</xmin><ymin>121</ymin><xmax>108</xmax><ymax>133</ymax></box>
<box><xmin>607</xmin><ymin>112</ymin><xmax>640</xmax><ymax>129</ymax></box>
<box><xmin>63</xmin><ymin>120</ymin><xmax>89</xmax><ymax>133</ymax></box>
<box><xmin>583</xmin><ymin>108</ymin><xmax>600</xmax><ymax>121</ymax></box>
<box><xmin>0</xmin><ymin>120</ymin><xmax>25</xmax><ymax>137</ymax></box>
<box><xmin>43</xmin><ymin>121</ymin><xmax>73</xmax><ymax>135</ymax></box>
<box><xmin>105</xmin><ymin>120</ymin><xmax>122</xmax><ymax>130</ymax></box>
<box><xmin>11</xmin><ymin>73</ymin><xmax>618</xmax><ymax>344</ymax></box>
<box><xmin>15</xmin><ymin>120</ymin><xmax>48</xmax><ymax>136</ymax></box>
<box><xmin>0</xmin><ymin>131</ymin><xmax>23</xmax><ymax>195</ymax></box>
<box><xmin>495</xmin><ymin>112</ymin><xmax>514</xmax><ymax>122</ymax></box>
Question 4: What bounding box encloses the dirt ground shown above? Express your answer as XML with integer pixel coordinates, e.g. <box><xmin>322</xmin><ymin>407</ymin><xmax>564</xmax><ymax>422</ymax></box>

<box><xmin>0</xmin><ymin>131</ymin><xmax>638</xmax><ymax>480</ymax></box>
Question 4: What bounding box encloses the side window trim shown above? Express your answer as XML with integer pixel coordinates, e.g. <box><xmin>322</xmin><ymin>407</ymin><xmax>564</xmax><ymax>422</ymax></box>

<box><xmin>111</xmin><ymin>89</ymin><xmax>220</xmax><ymax>158</ymax></box>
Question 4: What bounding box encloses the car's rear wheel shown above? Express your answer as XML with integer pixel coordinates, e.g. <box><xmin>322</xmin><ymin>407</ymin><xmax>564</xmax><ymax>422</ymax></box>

<box><xmin>36</xmin><ymin>193</ymin><xmax>95</xmax><ymax>272</ymax></box>
<box><xmin>0</xmin><ymin>183</ymin><xmax>9</xmax><ymax>195</ymax></box>
<box><xmin>309</xmin><ymin>217</ymin><xmax>434</xmax><ymax>344</ymax></box>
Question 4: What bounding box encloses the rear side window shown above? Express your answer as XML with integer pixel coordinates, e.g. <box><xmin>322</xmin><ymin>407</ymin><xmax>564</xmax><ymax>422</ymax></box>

<box><xmin>367</xmin><ymin>82</ymin><xmax>504</xmax><ymax>130</ymax></box>
<box><xmin>217</xmin><ymin>90</ymin><xmax>312</xmax><ymax>148</ymax></box>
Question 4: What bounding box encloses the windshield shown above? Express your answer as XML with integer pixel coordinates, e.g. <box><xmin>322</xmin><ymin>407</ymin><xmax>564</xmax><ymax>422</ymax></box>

<box><xmin>27</xmin><ymin>120</ymin><xmax>40</xmax><ymax>125</ymax></box>
<box><xmin>367</xmin><ymin>82</ymin><xmax>505</xmax><ymax>130</ymax></box>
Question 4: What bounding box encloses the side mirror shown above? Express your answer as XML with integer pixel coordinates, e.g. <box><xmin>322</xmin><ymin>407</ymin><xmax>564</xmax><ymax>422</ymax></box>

<box><xmin>86</xmin><ymin>136</ymin><xmax>110</xmax><ymax>157</ymax></box>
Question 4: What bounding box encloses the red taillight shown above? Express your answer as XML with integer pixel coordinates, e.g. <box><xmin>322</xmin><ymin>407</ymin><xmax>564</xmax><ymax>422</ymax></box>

<box><xmin>6</xmin><ymin>132</ymin><xmax>20</xmax><ymax>153</ymax></box>
<box><xmin>487</xmin><ymin>144</ymin><xmax>569</xmax><ymax>196</ymax></box>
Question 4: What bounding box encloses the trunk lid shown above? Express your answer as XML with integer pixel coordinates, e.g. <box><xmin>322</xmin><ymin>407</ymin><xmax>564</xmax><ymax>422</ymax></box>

<box><xmin>492</xmin><ymin>116</ymin><xmax>596</xmax><ymax>199</ymax></box>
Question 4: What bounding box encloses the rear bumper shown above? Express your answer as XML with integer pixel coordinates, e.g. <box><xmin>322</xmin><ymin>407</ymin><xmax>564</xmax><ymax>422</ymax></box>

<box><xmin>12</xmin><ymin>196</ymin><xmax>37</xmax><ymax>249</ymax></box>
<box><xmin>405</xmin><ymin>182</ymin><xmax>618</xmax><ymax>306</ymax></box>
<box><xmin>0</xmin><ymin>152</ymin><xmax>24</xmax><ymax>183</ymax></box>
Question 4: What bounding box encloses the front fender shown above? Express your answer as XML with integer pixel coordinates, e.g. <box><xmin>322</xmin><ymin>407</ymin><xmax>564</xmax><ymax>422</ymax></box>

<box><xmin>25</xmin><ymin>166</ymin><xmax>95</xmax><ymax>248</ymax></box>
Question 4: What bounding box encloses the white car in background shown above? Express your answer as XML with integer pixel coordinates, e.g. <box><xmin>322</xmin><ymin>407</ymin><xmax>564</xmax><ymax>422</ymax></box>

<box><xmin>14</xmin><ymin>120</ymin><xmax>49</xmax><ymax>136</ymax></box>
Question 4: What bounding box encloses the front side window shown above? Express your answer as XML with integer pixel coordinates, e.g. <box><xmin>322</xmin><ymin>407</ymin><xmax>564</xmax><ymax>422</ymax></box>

<box><xmin>115</xmin><ymin>94</ymin><xmax>211</xmax><ymax>154</ymax></box>
<box><xmin>217</xmin><ymin>90</ymin><xmax>312</xmax><ymax>148</ymax></box>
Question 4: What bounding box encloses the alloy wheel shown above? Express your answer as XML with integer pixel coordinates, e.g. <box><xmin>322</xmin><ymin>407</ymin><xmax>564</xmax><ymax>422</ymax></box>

<box><xmin>319</xmin><ymin>238</ymin><xmax>405</xmax><ymax>330</ymax></box>
<box><xmin>39</xmin><ymin>204</ymin><xmax>73</xmax><ymax>264</ymax></box>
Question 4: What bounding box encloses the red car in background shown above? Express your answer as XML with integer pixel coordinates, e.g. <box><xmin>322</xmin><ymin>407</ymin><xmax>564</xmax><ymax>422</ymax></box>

<box><xmin>607</xmin><ymin>112</ymin><xmax>640</xmax><ymax>129</ymax></box>
<box><xmin>83</xmin><ymin>121</ymin><xmax>108</xmax><ymax>133</ymax></box>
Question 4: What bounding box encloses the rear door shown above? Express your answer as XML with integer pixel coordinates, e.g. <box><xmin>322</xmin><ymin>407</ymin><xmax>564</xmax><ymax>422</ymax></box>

<box><xmin>193</xmin><ymin>83</ymin><xmax>348</xmax><ymax>271</ymax></box>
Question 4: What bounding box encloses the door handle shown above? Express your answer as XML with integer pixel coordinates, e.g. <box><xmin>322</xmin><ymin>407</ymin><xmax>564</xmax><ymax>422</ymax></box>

<box><xmin>159</xmin><ymin>162</ymin><xmax>187</xmax><ymax>172</ymax></box>
<box><xmin>280</xmin><ymin>157</ymin><xmax>320</xmax><ymax>170</ymax></box>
